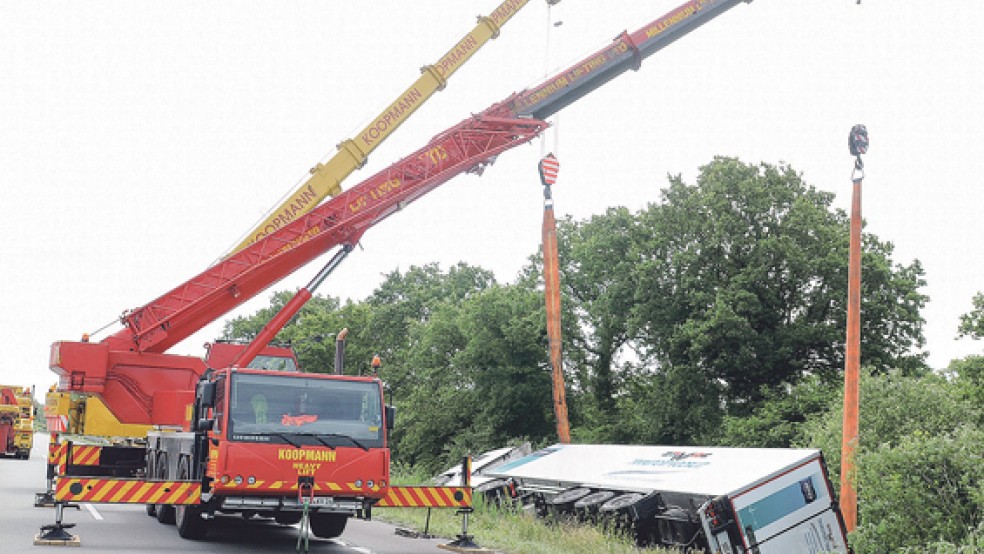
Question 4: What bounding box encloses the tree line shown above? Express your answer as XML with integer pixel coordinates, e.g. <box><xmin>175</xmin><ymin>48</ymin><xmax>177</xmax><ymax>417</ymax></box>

<box><xmin>222</xmin><ymin>157</ymin><xmax>983</xmax><ymax>551</ymax></box>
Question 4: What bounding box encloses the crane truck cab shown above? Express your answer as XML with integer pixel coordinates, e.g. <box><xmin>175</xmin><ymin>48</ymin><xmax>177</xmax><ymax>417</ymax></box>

<box><xmin>146</xmin><ymin>365</ymin><xmax>393</xmax><ymax>539</ymax></box>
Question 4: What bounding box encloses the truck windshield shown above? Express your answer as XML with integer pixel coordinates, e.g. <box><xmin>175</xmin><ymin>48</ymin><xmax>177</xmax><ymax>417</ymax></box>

<box><xmin>228</xmin><ymin>373</ymin><xmax>383</xmax><ymax>448</ymax></box>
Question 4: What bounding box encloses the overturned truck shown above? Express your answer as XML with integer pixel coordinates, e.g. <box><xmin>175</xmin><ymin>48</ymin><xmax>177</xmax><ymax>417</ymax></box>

<box><xmin>481</xmin><ymin>444</ymin><xmax>848</xmax><ymax>553</ymax></box>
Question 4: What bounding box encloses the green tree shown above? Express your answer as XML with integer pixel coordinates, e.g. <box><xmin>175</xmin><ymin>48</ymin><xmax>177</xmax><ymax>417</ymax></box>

<box><xmin>715</xmin><ymin>374</ymin><xmax>839</xmax><ymax>448</ymax></box>
<box><xmin>365</xmin><ymin>262</ymin><xmax>496</xmax><ymax>391</ymax></box>
<box><xmin>220</xmin><ymin>290</ymin><xmax>350</xmax><ymax>373</ymax></box>
<box><xmin>631</xmin><ymin>157</ymin><xmax>928</xmax><ymax>419</ymax></box>
<box><xmin>958</xmin><ymin>291</ymin><xmax>984</xmax><ymax>339</ymax></box>
<box><xmin>849</xmin><ymin>425</ymin><xmax>984</xmax><ymax>553</ymax></box>
<box><xmin>946</xmin><ymin>355</ymin><xmax>984</xmax><ymax>418</ymax></box>
<box><xmin>798</xmin><ymin>371</ymin><xmax>983</xmax><ymax>552</ymax></box>
<box><xmin>555</xmin><ymin>208</ymin><xmax>640</xmax><ymax>421</ymax></box>
<box><xmin>397</xmin><ymin>284</ymin><xmax>553</xmax><ymax>471</ymax></box>
<box><xmin>518</xmin><ymin>207</ymin><xmax>641</xmax><ymax>441</ymax></box>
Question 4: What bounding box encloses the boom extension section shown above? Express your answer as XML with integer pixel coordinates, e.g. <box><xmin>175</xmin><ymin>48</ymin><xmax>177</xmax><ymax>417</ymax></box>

<box><xmin>231</xmin><ymin>0</ymin><xmax>535</xmax><ymax>254</ymax></box>
<box><xmin>511</xmin><ymin>0</ymin><xmax>746</xmax><ymax>120</ymax></box>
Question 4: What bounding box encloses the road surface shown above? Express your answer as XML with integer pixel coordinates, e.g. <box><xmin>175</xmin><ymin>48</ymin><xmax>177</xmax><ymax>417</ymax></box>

<box><xmin>0</xmin><ymin>434</ymin><xmax>476</xmax><ymax>553</ymax></box>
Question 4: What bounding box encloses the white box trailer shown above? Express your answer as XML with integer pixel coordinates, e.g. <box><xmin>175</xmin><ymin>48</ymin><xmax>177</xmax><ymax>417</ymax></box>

<box><xmin>485</xmin><ymin>444</ymin><xmax>848</xmax><ymax>553</ymax></box>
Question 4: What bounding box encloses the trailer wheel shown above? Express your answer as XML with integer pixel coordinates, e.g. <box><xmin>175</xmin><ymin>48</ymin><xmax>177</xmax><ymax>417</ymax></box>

<box><xmin>175</xmin><ymin>458</ymin><xmax>208</xmax><ymax>539</ymax></box>
<box><xmin>474</xmin><ymin>479</ymin><xmax>510</xmax><ymax>508</ymax></box>
<box><xmin>146</xmin><ymin>504</ymin><xmax>157</xmax><ymax>517</ymax></box>
<box><xmin>574</xmin><ymin>490</ymin><xmax>616</xmax><ymax>522</ymax></box>
<box><xmin>546</xmin><ymin>487</ymin><xmax>593</xmax><ymax>520</ymax></box>
<box><xmin>309</xmin><ymin>512</ymin><xmax>348</xmax><ymax>539</ymax></box>
<box><xmin>598</xmin><ymin>493</ymin><xmax>644</xmax><ymax>532</ymax></box>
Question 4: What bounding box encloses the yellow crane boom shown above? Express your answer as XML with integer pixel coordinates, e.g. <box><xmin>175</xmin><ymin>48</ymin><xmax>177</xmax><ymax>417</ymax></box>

<box><xmin>231</xmin><ymin>0</ymin><xmax>534</xmax><ymax>254</ymax></box>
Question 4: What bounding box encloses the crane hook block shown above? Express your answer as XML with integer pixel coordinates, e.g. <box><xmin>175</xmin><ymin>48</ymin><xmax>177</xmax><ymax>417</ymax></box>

<box><xmin>848</xmin><ymin>124</ymin><xmax>868</xmax><ymax>157</ymax></box>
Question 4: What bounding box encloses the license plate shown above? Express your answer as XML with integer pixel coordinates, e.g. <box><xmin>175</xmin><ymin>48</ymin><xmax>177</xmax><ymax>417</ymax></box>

<box><xmin>308</xmin><ymin>497</ymin><xmax>335</xmax><ymax>506</ymax></box>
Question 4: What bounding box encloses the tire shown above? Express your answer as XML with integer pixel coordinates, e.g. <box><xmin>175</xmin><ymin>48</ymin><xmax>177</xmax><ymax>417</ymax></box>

<box><xmin>175</xmin><ymin>504</ymin><xmax>208</xmax><ymax>539</ymax></box>
<box><xmin>156</xmin><ymin>504</ymin><xmax>176</xmax><ymax>524</ymax></box>
<box><xmin>574</xmin><ymin>490</ymin><xmax>617</xmax><ymax>522</ymax></box>
<box><xmin>599</xmin><ymin>492</ymin><xmax>645</xmax><ymax>514</ymax></box>
<box><xmin>309</xmin><ymin>512</ymin><xmax>348</xmax><ymax>539</ymax></box>
<box><xmin>154</xmin><ymin>453</ymin><xmax>175</xmax><ymax>525</ymax></box>
<box><xmin>146</xmin><ymin>504</ymin><xmax>157</xmax><ymax>517</ymax></box>
<box><xmin>275</xmin><ymin>511</ymin><xmax>303</xmax><ymax>525</ymax></box>
<box><xmin>156</xmin><ymin>502</ymin><xmax>176</xmax><ymax>524</ymax></box>
<box><xmin>175</xmin><ymin>457</ymin><xmax>208</xmax><ymax>539</ymax></box>
<box><xmin>474</xmin><ymin>479</ymin><xmax>509</xmax><ymax>508</ymax></box>
<box><xmin>598</xmin><ymin>493</ymin><xmax>644</xmax><ymax>533</ymax></box>
<box><xmin>546</xmin><ymin>487</ymin><xmax>593</xmax><ymax>519</ymax></box>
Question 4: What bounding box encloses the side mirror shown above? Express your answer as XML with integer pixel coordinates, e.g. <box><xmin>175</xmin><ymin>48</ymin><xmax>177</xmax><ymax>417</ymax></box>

<box><xmin>197</xmin><ymin>418</ymin><xmax>215</xmax><ymax>432</ymax></box>
<box><xmin>198</xmin><ymin>381</ymin><xmax>217</xmax><ymax>408</ymax></box>
<box><xmin>385</xmin><ymin>406</ymin><xmax>396</xmax><ymax>430</ymax></box>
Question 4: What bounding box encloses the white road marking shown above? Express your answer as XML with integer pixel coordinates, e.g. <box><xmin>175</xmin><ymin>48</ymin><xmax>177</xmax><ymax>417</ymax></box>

<box><xmin>83</xmin><ymin>503</ymin><xmax>104</xmax><ymax>521</ymax></box>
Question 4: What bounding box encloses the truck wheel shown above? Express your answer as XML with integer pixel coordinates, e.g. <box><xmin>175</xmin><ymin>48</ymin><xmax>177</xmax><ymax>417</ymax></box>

<box><xmin>146</xmin><ymin>504</ymin><xmax>157</xmax><ymax>517</ymax></box>
<box><xmin>309</xmin><ymin>512</ymin><xmax>348</xmax><ymax>539</ymax></box>
<box><xmin>156</xmin><ymin>502</ymin><xmax>176</xmax><ymax>524</ymax></box>
<box><xmin>175</xmin><ymin>505</ymin><xmax>208</xmax><ymax>539</ymax></box>
<box><xmin>175</xmin><ymin>458</ymin><xmax>208</xmax><ymax>539</ymax></box>
<box><xmin>154</xmin><ymin>453</ymin><xmax>175</xmax><ymax>524</ymax></box>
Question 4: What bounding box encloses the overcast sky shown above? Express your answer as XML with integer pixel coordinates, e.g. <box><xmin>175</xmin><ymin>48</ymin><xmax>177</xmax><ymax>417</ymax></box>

<box><xmin>2</xmin><ymin>1</ymin><xmax>983</xmax><ymax>399</ymax></box>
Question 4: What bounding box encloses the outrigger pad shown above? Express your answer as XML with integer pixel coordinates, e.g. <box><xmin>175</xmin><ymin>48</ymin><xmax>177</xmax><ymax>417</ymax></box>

<box><xmin>34</xmin><ymin>522</ymin><xmax>80</xmax><ymax>547</ymax></box>
<box><xmin>438</xmin><ymin>535</ymin><xmax>495</xmax><ymax>553</ymax></box>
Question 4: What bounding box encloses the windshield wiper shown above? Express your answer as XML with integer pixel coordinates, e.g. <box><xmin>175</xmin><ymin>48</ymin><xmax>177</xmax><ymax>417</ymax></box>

<box><xmin>313</xmin><ymin>433</ymin><xmax>369</xmax><ymax>452</ymax></box>
<box><xmin>295</xmin><ymin>433</ymin><xmax>334</xmax><ymax>450</ymax></box>
<box><xmin>268</xmin><ymin>432</ymin><xmax>369</xmax><ymax>452</ymax></box>
<box><xmin>270</xmin><ymin>432</ymin><xmax>302</xmax><ymax>449</ymax></box>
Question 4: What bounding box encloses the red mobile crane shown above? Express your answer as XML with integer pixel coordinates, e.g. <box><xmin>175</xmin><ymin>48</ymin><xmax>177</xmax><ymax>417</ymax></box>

<box><xmin>48</xmin><ymin>0</ymin><xmax>750</xmax><ymax>544</ymax></box>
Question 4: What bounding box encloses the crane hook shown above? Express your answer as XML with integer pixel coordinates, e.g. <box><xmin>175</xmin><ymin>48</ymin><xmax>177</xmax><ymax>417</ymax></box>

<box><xmin>849</xmin><ymin>124</ymin><xmax>868</xmax><ymax>180</ymax></box>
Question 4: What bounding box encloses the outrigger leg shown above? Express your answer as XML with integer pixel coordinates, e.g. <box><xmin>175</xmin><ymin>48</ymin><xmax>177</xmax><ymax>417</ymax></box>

<box><xmin>34</xmin><ymin>501</ymin><xmax>81</xmax><ymax>546</ymax></box>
